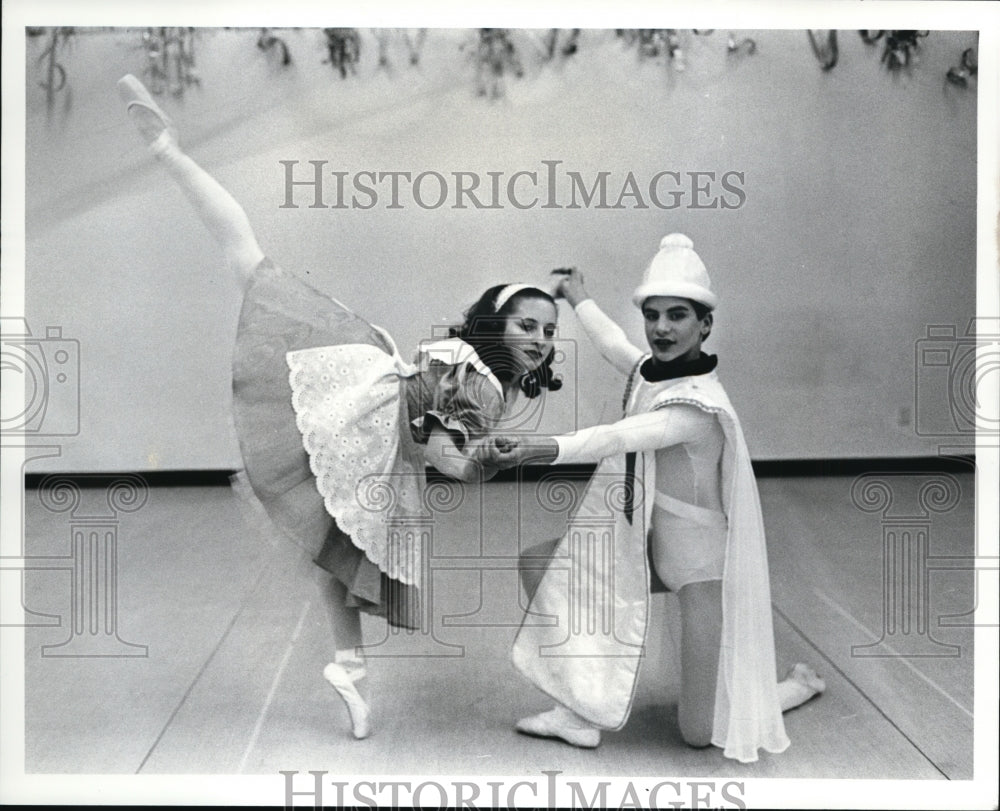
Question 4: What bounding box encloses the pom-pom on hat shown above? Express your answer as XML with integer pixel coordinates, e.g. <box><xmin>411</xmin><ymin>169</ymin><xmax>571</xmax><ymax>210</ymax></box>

<box><xmin>631</xmin><ymin>233</ymin><xmax>718</xmax><ymax>310</ymax></box>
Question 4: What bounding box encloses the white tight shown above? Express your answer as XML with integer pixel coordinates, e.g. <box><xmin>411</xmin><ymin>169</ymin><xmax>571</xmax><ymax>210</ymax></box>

<box><xmin>675</xmin><ymin>579</ymin><xmax>723</xmax><ymax>747</ymax></box>
<box><xmin>150</xmin><ymin>135</ymin><xmax>264</xmax><ymax>285</ymax></box>
<box><xmin>318</xmin><ymin>573</ymin><xmax>364</xmax><ymax>654</ymax></box>
<box><xmin>676</xmin><ymin>579</ymin><xmax>822</xmax><ymax>747</ymax></box>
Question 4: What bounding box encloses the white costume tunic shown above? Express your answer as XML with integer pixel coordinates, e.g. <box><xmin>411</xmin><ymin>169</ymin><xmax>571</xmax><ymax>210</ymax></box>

<box><xmin>511</xmin><ymin>300</ymin><xmax>790</xmax><ymax>763</ymax></box>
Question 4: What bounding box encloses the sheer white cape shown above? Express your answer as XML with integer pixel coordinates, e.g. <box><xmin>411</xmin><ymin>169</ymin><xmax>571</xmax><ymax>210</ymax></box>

<box><xmin>511</xmin><ymin>369</ymin><xmax>790</xmax><ymax>763</ymax></box>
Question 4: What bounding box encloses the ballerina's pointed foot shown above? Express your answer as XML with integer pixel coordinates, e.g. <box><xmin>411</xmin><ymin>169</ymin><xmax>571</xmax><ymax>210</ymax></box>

<box><xmin>117</xmin><ymin>74</ymin><xmax>178</xmax><ymax>147</ymax></box>
<box><xmin>787</xmin><ymin>662</ymin><xmax>826</xmax><ymax>700</ymax></box>
<box><xmin>323</xmin><ymin>662</ymin><xmax>371</xmax><ymax>739</ymax></box>
<box><xmin>515</xmin><ymin>706</ymin><xmax>600</xmax><ymax>748</ymax></box>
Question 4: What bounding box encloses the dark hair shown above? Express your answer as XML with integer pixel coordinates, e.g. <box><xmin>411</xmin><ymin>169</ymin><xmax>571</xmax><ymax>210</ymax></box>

<box><xmin>690</xmin><ymin>300</ymin><xmax>713</xmax><ymax>342</ymax></box>
<box><xmin>690</xmin><ymin>300</ymin><xmax>712</xmax><ymax>321</ymax></box>
<box><xmin>449</xmin><ymin>285</ymin><xmax>563</xmax><ymax>398</ymax></box>
<box><xmin>640</xmin><ymin>295</ymin><xmax>712</xmax><ymax>322</ymax></box>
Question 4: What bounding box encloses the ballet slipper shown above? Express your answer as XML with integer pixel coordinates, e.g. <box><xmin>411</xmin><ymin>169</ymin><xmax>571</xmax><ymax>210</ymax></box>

<box><xmin>515</xmin><ymin>705</ymin><xmax>601</xmax><ymax>748</ymax></box>
<box><xmin>788</xmin><ymin>662</ymin><xmax>826</xmax><ymax>699</ymax></box>
<box><xmin>117</xmin><ymin>74</ymin><xmax>179</xmax><ymax>147</ymax></box>
<box><xmin>778</xmin><ymin>662</ymin><xmax>827</xmax><ymax>712</ymax></box>
<box><xmin>323</xmin><ymin>662</ymin><xmax>371</xmax><ymax>739</ymax></box>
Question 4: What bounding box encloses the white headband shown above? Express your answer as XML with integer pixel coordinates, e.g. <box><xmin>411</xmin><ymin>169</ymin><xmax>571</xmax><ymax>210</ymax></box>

<box><xmin>493</xmin><ymin>283</ymin><xmax>541</xmax><ymax>313</ymax></box>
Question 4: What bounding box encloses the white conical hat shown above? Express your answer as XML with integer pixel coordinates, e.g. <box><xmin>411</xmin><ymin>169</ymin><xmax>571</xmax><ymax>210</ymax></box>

<box><xmin>631</xmin><ymin>233</ymin><xmax>717</xmax><ymax>310</ymax></box>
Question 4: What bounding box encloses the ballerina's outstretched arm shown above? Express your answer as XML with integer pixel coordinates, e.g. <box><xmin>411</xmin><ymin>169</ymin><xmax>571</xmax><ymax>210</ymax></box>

<box><xmin>118</xmin><ymin>75</ymin><xmax>265</xmax><ymax>287</ymax></box>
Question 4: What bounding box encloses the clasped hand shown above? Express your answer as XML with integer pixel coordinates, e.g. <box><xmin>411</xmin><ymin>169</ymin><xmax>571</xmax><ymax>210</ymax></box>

<box><xmin>480</xmin><ymin>436</ymin><xmax>527</xmax><ymax>469</ymax></box>
<box><xmin>476</xmin><ymin>435</ymin><xmax>559</xmax><ymax>469</ymax></box>
<box><xmin>549</xmin><ymin>267</ymin><xmax>588</xmax><ymax>307</ymax></box>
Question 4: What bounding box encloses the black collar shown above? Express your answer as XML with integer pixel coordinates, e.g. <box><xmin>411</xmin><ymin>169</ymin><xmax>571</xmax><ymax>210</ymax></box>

<box><xmin>640</xmin><ymin>352</ymin><xmax>718</xmax><ymax>382</ymax></box>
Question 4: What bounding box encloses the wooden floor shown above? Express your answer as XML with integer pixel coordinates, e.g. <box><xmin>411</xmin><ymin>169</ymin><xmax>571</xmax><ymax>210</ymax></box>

<box><xmin>19</xmin><ymin>472</ymin><xmax>977</xmax><ymax>785</ymax></box>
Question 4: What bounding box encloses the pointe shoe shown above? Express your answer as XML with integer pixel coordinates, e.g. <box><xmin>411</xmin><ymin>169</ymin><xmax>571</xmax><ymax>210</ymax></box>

<box><xmin>117</xmin><ymin>74</ymin><xmax>178</xmax><ymax>146</ymax></box>
<box><xmin>515</xmin><ymin>706</ymin><xmax>600</xmax><ymax>748</ymax></box>
<box><xmin>323</xmin><ymin>662</ymin><xmax>371</xmax><ymax>739</ymax></box>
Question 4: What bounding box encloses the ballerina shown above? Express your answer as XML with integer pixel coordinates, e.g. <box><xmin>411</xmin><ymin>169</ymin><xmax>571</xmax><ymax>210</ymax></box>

<box><xmin>117</xmin><ymin>74</ymin><xmax>562</xmax><ymax>740</ymax></box>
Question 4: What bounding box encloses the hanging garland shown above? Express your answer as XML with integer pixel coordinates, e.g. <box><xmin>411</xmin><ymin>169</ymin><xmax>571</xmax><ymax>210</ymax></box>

<box><xmin>946</xmin><ymin>47</ymin><xmax>977</xmax><ymax>88</ymax></box>
<box><xmin>858</xmin><ymin>30</ymin><xmax>929</xmax><ymax>71</ymax></box>
<box><xmin>727</xmin><ymin>33</ymin><xmax>757</xmax><ymax>56</ymax></box>
<box><xmin>28</xmin><ymin>27</ymin><xmax>979</xmax><ymax>109</ymax></box>
<box><xmin>32</xmin><ymin>27</ymin><xmax>75</xmax><ymax>107</ymax></box>
<box><xmin>617</xmin><ymin>29</ymin><xmax>689</xmax><ymax>71</ymax></box>
<box><xmin>139</xmin><ymin>28</ymin><xmax>200</xmax><ymax>96</ymax></box>
<box><xmin>257</xmin><ymin>28</ymin><xmax>292</xmax><ymax>67</ymax></box>
<box><xmin>807</xmin><ymin>30</ymin><xmax>838</xmax><ymax>71</ymax></box>
<box><xmin>322</xmin><ymin>29</ymin><xmax>362</xmax><ymax>78</ymax></box>
<box><xmin>469</xmin><ymin>29</ymin><xmax>525</xmax><ymax>99</ymax></box>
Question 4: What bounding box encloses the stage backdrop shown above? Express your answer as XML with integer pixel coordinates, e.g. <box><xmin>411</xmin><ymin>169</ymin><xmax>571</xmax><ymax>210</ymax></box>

<box><xmin>22</xmin><ymin>28</ymin><xmax>977</xmax><ymax>472</ymax></box>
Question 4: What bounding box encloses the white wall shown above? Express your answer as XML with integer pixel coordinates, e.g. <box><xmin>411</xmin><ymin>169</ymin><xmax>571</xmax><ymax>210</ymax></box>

<box><xmin>21</xmin><ymin>28</ymin><xmax>978</xmax><ymax>471</ymax></box>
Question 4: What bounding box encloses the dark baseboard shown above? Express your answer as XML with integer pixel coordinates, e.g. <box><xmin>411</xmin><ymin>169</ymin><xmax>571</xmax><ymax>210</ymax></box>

<box><xmin>23</xmin><ymin>470</ymin><xmax>238</xmax><ymax>489</ymax></box>
<box><xmin>749</xmin><ymin>455</ymin><xmax>976</xmax><ymax>477</ymax></box>
<box><xmin>22</xmin><ymin>455</ymin><xmax>976</xmax><ymax>489</ymax></box>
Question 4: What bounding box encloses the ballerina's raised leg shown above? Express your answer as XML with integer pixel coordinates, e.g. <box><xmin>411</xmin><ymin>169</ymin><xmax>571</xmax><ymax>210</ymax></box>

<box><xmin>118</xmin><ymin>74</ymin><xmax>371</xmax><ymax>738</ymax></box>
<box><xmin>117</xmin><ymin>74</ymin><xmax>264</xmax><ymax>287</ymax></box>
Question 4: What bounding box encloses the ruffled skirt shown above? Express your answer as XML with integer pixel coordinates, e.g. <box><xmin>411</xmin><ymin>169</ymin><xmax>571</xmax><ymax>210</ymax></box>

<box><xmin>231</xmin><ymin>259</ymin><xmax>424</xmax><ymax>628</ymax></box>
